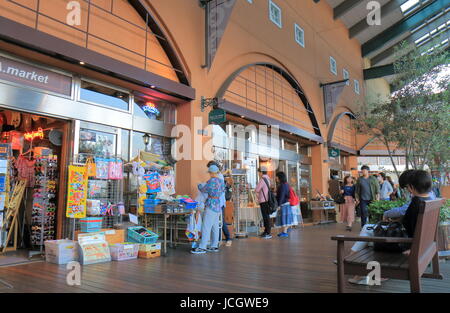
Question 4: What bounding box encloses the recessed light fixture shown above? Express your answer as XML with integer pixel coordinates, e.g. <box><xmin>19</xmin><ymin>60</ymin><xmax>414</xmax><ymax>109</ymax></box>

<box><xmin>150</xmin><ymin>85</ymin><xmax>156</xmax><ymax>89</ymax></box>
<box><xmin>241</xmin><ymin>115</ymin><xmax>245</xmax><ymax>118</ymax></box>
<box><xmin>79</xmin><ymin>61</ymin><xmax>85</xmax><ymax>65</ymax></box>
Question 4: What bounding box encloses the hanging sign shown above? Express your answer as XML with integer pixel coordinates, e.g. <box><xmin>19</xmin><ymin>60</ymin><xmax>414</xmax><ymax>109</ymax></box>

<box><xmin>328</xmin><ymin>148</ymin><xmax>340</xmax><ymax>158</ymax></box>
<box><xmin>322</xmin><ymin>80</ymin><xmax>348</xmax><ymax>124</ymax></box>
<box><xmin>66</xmin><ymin>165</ymin><xmax>88</xmax><ymax>218</ymax></box>
<box><xmin>208</xmin><ymin>108</ymin><xmax>226</xmax><ymax>125</ymax></box>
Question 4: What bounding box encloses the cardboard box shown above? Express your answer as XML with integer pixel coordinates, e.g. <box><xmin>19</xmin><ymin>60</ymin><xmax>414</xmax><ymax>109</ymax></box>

<box><xmin>45</xmin><ymin>240</ymin><xmax>79</xmax><ymax>264</ymax></box>
<box><xmin>74</xmin><ymin>228</ymin><xmax>125</xmax><ymax>245</ymax></box>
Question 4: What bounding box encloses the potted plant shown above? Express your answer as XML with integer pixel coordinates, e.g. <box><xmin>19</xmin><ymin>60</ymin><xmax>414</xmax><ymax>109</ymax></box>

<box><xmin>367</xmin><ymin>200</ymin><xmax>407</xmax><ymax>224</ymax></box>
<box><xmin>438</xmin><ymin>200</ymin><xmax>450</xmax><ymax>252</ymax></box>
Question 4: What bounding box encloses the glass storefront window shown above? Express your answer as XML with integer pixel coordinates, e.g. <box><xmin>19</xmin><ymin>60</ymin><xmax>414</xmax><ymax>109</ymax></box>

<box><xmin>287</xmin><ymin>161</ymin><xmax>299</xmax><ymax>195</ymax></box>
<box><xmin>121</xmin><ymin>129</ymin><xmax>130</xmax><ymax>162</ymax></box>
<box><xmin>299</xmin><ymin>145</ymin><xmax>310</xmax><ymax>156</ymax></box>
<box><xmin>134</xmin><ymin>97</ymin><xmax>176</xmax><ymax>124</ymax></box>
<box><xmin>284</xmin><ymin>140</ymin><xmax>297</xmax><ymax>152</ymax></box>
<box><xmin>79</xmin><ymin>128</ymin><xmax>116</xmax><ymax>157</ymax></box>
<box><xmin>131</xmin><ymin>131</ymin><xmax>171</xmax><ymax>160</ymax></box>
<box><xmin>80</xmin><ymin>81</ymin><xmax>129</xmax><ymax>111</ymax></box>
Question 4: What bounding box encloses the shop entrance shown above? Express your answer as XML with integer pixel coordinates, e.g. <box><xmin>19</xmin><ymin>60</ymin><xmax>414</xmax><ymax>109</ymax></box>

<box><xmin>0</xmin><ymin>108</ymin><xmax>70</xmax><ymax>266</ymax></box>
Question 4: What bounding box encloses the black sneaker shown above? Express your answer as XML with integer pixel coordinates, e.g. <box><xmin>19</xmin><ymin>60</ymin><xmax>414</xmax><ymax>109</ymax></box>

<box><xmin>191</xmin><ymin>248</ymin><xmax>207</xmax><ymax>254</ymax></box>
<box><xmin>207</xmin><ymin>247</ymin><xmax>220</xmax><ymax>253</ymax></box>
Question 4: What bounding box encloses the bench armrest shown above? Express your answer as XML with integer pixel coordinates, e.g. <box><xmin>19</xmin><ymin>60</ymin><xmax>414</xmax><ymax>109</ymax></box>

<box><xmin>331</xmin><ymin>235</ymin><xmax>413</xmax><ymax>243</ymax></box>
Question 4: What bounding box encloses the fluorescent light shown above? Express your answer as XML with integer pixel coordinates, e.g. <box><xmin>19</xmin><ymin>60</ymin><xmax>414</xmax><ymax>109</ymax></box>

<box><xmin>400</xmin><ymin>0</ymin><xmax>419</xmax><ymax>13</ymax></box>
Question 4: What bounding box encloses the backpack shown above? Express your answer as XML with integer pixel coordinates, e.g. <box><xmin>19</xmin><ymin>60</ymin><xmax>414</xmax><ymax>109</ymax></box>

<box><xmin>289</xmin><ymin>186</ymin><xmax>299</xmax><ymax>206</ymax></box>
<box><xmin>225</xmin><ymin>183</ymin><xmax>232</xmax><ymax>201</ymax></box>
<box><xmin>370</xmin><ymin>221</ymin><xmax>410</xmax><ymax>253</ymax></box>
<box><xmin>262</xmin><ymin>177</ymin><xmax>278</xmax><ymax>214</ymax></box>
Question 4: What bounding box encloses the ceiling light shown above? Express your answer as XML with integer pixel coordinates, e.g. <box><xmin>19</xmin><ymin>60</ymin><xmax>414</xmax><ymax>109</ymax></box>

<box><xmin>79</xmin><ymin>61</ymin><xmax>85</xmax><ymax>65</ymax></box>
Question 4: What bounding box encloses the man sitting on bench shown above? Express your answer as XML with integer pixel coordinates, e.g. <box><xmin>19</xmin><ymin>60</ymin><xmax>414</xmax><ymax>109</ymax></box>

<box><xmin>346</xmin><ymin>170</ymin><xmax>435</xmax><ymax>284</ymax></box>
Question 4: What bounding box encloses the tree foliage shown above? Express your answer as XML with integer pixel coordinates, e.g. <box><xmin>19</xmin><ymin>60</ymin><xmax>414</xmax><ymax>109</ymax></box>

<box><xmin>355</xmin><ymin>39</ymin><xmax>450</xmax><ymax>177</ymax></box>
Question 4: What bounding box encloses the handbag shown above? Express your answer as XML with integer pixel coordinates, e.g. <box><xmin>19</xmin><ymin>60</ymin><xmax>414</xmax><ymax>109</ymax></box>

<box><xmin>370</xmin><ymin>221</ymin><xmax>410</xmax><ymax>253</ymax></box>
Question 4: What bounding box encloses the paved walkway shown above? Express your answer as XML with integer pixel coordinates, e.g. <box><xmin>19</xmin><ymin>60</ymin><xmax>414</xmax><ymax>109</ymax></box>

<box><xmin>0</xmin><ymin>223</ymin><xmax>449</xmax><ymax>293</ymax></box>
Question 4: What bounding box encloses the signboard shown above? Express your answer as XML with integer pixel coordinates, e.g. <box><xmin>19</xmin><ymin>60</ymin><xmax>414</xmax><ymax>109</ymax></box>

<box><xmin>328</xmin><ymin>148</ymin><xmax>340</xmax><ymax>158</ymax></box>
<box><xmin>0</xmin><ymin>56</ymin><xmax>72</xmax><ymax>96</ymax></box>
<box><xmin>66</xmin><ymin>165</ymin><xmax>88</xmax><ymax>218</ymax></box>
<box><xmin>209</xmin><ymin>108</ymin><xmax>226</xmax><ymax>125</ymax></box>
<box><xmin>323</xmin><ymin>80</ymin><xmax>347</xmax><ymax>124</ymax></box>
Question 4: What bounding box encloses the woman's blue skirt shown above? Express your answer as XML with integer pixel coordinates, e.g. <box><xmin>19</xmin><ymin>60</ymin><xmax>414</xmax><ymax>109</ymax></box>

<box><xmin>275</xmin><ymin>203</ymin><xmax>294</xmax><ymax>228</ymax></box>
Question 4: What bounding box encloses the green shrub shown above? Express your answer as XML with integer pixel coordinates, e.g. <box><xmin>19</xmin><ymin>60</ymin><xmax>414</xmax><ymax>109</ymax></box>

<box><xmin>368</xmin><ymin>200</ymin><xmax>407</xmax><ymax>223</ymax></box>
<box><xmin>440</xmin><ymin>199</ymin><xmax>450</xmax><ymax>223</ymax></box>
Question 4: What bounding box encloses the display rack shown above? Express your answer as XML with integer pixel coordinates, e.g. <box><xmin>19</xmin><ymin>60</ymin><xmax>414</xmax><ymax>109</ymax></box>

<box><xmin>29</xmin><ymin>155</ymin><xmax>58</xmax><ymax>256</ymax></box>
<box><xmin>64</xmin><ymin>154</ymin><xmax>124</xmax><ymax>239</ymax></box>
<box><xmin>232</xmin><ymin>173</ymin><xmax>249</xmax><ymax>238</ymax></box>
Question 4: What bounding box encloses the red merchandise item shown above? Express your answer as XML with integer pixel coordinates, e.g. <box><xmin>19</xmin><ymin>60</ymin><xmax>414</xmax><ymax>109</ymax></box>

<box><xmin>289</xmin><ymin>186</ymin><xmax>299</xmax><ymax>206</ymax></box>
<box><xmin>15</xmin><ymin>155</ymin><xmax>36</xmax><ymax>187</ymax></box>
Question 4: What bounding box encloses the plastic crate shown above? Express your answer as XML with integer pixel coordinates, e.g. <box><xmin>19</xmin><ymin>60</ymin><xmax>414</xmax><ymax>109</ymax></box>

<box><xmin>80</xmin><ymin>217</ymin><xmax>103</xmax><ymax>233</ymax></box>
<box><xmin>127</xmin><ymin>226</ymin><xmax>159</xmax><ymax>244</ymax></box>
<box><xmin>181</xmin><ymin>199</ymin><xmax>197</xmax><ymax>210</ymax></box>
<box><xmin>138</xmin><ymin>249</ymin><xmax>160</xmax><ymax>259</ymax></box>
<box><xmin>139</xmin><ymin>242</ymin><xmax>161</xmax><ymax>252</ymax></box>
<box><xmin>110</xmin><ymin>243</ymin><xmax>140</xmax><ymax>261</ymax></box>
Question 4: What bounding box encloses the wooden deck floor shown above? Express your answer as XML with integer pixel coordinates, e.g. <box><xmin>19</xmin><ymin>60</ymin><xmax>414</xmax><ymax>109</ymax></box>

<box><xmin>0</xmin><ymin>223</ymin><xmax>449</xmax><ymax>293</ymax></box>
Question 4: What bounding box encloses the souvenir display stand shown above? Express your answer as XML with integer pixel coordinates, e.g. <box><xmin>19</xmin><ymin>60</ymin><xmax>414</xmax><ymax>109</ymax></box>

<box><xmin>65</xmin><ymin>155</ymin><xmax>125</xmax><ymax>239</ymax></box>
<box><xmin>29</xmin><ymin>155</ymin><xmax>58</xmax><ymax>256</ymax></box>
<box><xmin>310</xmin><ymin>200</ymin><xmax>336</xmax><ymax>224</ymax></box>
<box><xmin>128</xmin><ymin>150</ymin><xmax>195</xmax><ymax>255</ymax></box>
<box><xmin>232</xmin><ymin>172</ymin><xmax>249</xmax><ymax>238</ymax></box>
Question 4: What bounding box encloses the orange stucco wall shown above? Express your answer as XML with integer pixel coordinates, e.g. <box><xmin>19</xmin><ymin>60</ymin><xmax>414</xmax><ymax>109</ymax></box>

<box><xmin>0</xmin><ymin>0</ymin><xmax>369</xmax><ymax>196</ymax></box>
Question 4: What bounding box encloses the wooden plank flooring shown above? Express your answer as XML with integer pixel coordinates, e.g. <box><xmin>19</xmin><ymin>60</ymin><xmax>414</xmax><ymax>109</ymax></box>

<box><xmin>0</xmin><ymin>223</ymin><xmax>449</xmax><ymax>293</ymax></box>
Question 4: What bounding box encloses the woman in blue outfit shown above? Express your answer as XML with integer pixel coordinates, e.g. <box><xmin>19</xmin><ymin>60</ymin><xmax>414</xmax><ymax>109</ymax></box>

<box><xmin>191</xmin><ymin>164</ymin><xmax>225</xmax><ymax>254</ymax></box>
<box><xmin>274</xmin><ymin>172</ymin><xmax>293</xmax><ymax>238</ymax></box>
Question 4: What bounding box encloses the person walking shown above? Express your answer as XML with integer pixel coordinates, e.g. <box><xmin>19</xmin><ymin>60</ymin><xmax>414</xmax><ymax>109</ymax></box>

<box><xmin>274</xmin><ymin>172</ymin><xmax>293</xmax><ymax>238</ymax></box>
<box><xmin>207</xmin><ymin>161</ymin><xmax>232</xmax><ymax>247</ymax></box>
<box><xmin>255</xmin><ymin>166</ymin><xmax>272</xmax><ymax>239</ymax></box>
<box><xmin>378</xmin><ymin>172</ymin><xmax>393</xmax><ymax>201</ymax></box>
<box><xmin>340</xmin><ymin>175</ymin><xmax>356</xmax><ymax>231</ymax></box>
<box><xmin>355</xmin><ymin>165</ymin><xmax>380</xmax><ymax>229</ymax></box>
<box><xmin>191</xmin><ymin>164</ymin><xmax>225</xmax><ymax>254</ymax></box>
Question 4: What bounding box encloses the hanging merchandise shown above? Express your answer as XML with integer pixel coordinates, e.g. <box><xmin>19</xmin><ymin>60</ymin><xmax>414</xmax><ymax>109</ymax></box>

<box><xmin>108</xmin><ymin>159</ymin><xmax>123</xmax><ymax>180</ymax></box>
<box><xmin>160</xmin><ymin>173</ymin><xmax>175</xmax><ymax>195</ymax></box>
<box><xmin>66</xmin><ymin>165</ymin><xmax>88</xmax><ymax>218</ymax></box>
<box><xmin>95</xmin><ymin>157</ymin><xmax>109</xmax><ymax>180</ymax></box>
<box><xmin>143</xmin><ymin>171</ymin><xmax>161</xmax><ymax>193</ymax></box>
<box><xmin>15</xmin><ymin>155</ymin><xmax>36</xmax><ymax>187</ymax></box>
<box><xmin>88</xmin><ymin>180</ymin><xmax>108</xmax><ymax>198</ymax></box>
<box><xmin>85</xmin><ymin>157</ymin><xmax>97</xmax><ymax>178</ymax></box>
<box><xmin>86</xmin><ymin>199</ymin><xmax>101</xmax><ymax>216</ymax></box>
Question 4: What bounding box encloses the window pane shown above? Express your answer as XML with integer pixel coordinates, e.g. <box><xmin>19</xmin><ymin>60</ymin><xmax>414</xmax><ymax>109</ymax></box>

<box><xmin>80</xmin><ymin>81</ymin><xmax>129</xmax><ymax>111</ymax></box>
<box><xmin>79</xmin><ymin>128</ymin><xmax>116</xmax><ymax>157</ymax></box>
<box><xmin>134</xmin><ymin>97</ymin><xmax>176</xmax><ymax>124</ymax></box>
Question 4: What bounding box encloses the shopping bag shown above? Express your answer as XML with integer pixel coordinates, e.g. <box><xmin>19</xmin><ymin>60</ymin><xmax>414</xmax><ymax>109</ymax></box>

<box><xmin>85</xmin><ymin>157</ymin><xmax>97</xmax><ymax>178</ymax></box>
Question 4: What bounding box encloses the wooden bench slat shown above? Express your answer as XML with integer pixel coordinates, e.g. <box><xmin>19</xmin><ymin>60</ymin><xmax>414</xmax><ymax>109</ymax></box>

<box><xmin>345</xmin><ymin>248</ymin><xmax>410</xmax><ymax>269</ymax></box>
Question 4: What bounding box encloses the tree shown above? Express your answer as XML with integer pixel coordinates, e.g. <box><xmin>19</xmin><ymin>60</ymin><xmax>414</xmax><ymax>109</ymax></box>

<box><xmin>355</xmin><ymin>38</ymin><xmax>450</xmax><ymax>179</ymax></box>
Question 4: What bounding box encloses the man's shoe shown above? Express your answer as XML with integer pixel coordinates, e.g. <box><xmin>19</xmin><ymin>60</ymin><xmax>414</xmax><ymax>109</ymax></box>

<box><xmin>191</xmin><ymin>248</ymin><xmax>207</xmax><ymax>254</ymax></box>
<box><xmin>262</xmin><ymin>234</ymin><xmax>272</xmax><ymax>239</ymax></box>
<box><xmin>225</xmin><ymin>241</ymin><xmax>232</xmax><ymax>247</ymax></box>
<box><xmin>277</xmin><ymin>232</ymin><xmax>289</xmax><ymax>238</ymax></box>
<box><xmin>207</xmin><ymin>247</ymin><xmax>220</xmax><ymax>253</ymax></box>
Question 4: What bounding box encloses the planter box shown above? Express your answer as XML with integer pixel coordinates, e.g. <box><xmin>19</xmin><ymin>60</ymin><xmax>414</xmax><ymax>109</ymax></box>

<box><xmin>438</xmin><ymin>222</ymin><xmax>450</xmax><ymax>251</ymax></box>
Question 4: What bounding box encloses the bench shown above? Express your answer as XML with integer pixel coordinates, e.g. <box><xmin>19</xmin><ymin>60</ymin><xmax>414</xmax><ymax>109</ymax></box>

<box><xmin>331</xmin><ymin>199</ymin><xmax>445</xmax><ymax>293</ymax></box>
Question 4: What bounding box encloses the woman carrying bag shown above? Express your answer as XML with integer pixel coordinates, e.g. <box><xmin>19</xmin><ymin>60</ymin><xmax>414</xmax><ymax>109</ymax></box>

<box><xmin>274</xmin><ymin>172</ymin><xmax>294</xmax><ymax>238</ymax></box>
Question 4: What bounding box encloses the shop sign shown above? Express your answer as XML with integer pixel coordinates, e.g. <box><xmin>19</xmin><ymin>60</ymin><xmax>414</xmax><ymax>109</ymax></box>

<box><xmin>0</xmin><ymin>56</ymin><xmax>72</xmax><ymax>96</ymax></box>
<box><xmin>24</xmin><ymin>128</ymin><xmax>44</xmax><ymax>141</ymax></box>
<box><xmin>328</xmin><ymin>148</ymin><xmax>340</xmax><ymax>158</ymax></box>
<box><xmin>208</xmin><ymin>108</ymin><xmax>226</xmax><ymax>125</ymax></box>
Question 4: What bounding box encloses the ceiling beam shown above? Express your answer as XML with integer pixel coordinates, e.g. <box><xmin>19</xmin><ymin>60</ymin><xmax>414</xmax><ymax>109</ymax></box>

<box><xmin>361</xmin><ymin>0</ymin><xmax>448</xmax><ymax>57</ymax></box>
<box><xmin>334</xmin><ymin>0</ymin><xmax>361</xmax><ymax>20</ymax></box>
<box><xmin>363</xmin><ymin>63</ymin><xmax>395</xmax><ymax>80</ymax></box>
<box><xmin>349</xmin><ymin>0</ymin><xmax>402</xmax><ymax>39</ymax></box>
<box><xmin>371</xmin><ymin>27</ymin><xmax>450</xmax><ymax>65</ymax></box>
